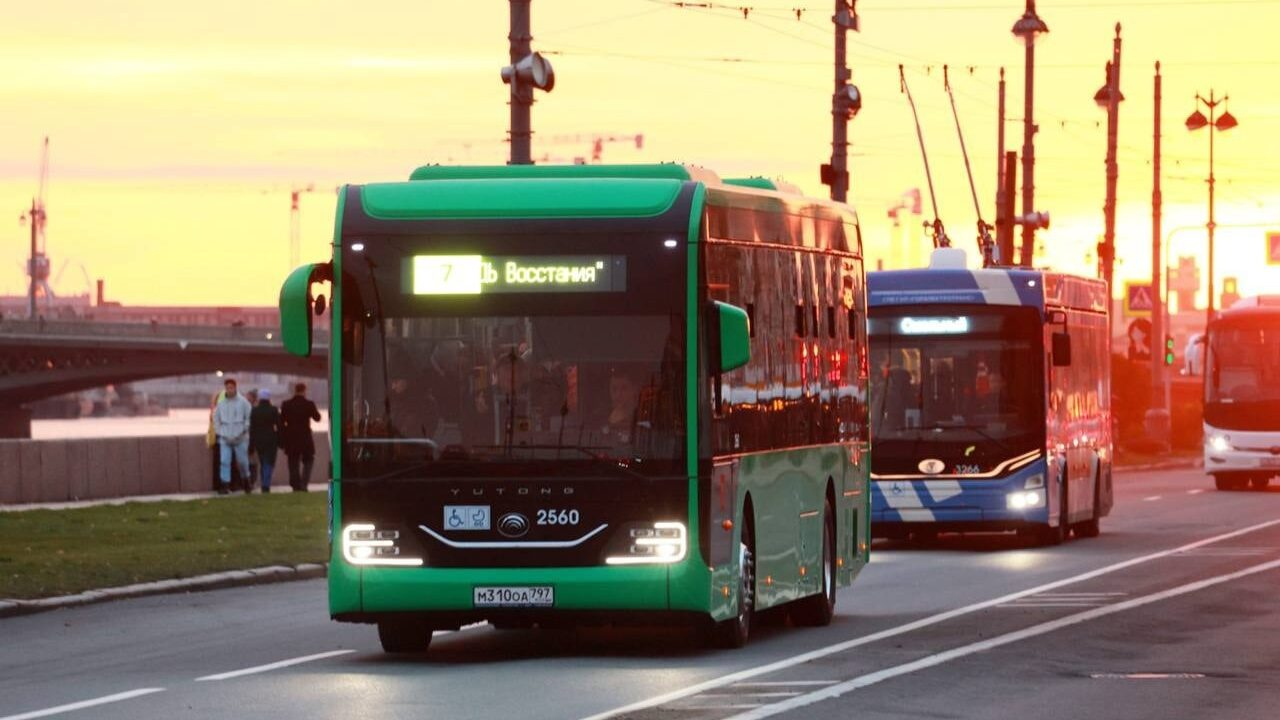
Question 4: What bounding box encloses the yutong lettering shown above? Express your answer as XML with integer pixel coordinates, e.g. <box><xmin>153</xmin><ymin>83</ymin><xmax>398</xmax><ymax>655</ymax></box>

<box><xmin>449</xmin><ymin>486</ymin><xmax>575</xmax><ymax>497</ymax></box>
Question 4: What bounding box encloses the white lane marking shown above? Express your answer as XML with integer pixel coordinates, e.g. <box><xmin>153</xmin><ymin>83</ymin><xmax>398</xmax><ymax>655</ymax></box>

<box><xmin>699</xmin><ymin>693</ymin><xmax>800</xmax><ymax>698</ymax></box>
<box><xmin>0</xmin><ymin>688</ymin><xmax>165</xmax><ymax>720</ymax></box>
<box><xmin>725</xmin><ymin>558</ymin><xmax>1280</xmax><ymax>720</ymax></box>
<box><xmin>196</xmin><ymin>650</ymin><xmax>355</xmax><ymax>681</ymax></box>
<box><xmin>732</xmin><ymin>676</ymin><xmax>839</xmax><ymax>681</ymax></box>
<box><xmin>435</xmin><ymin>621</ymin><xmax>489</xmax><ymax>635</ymax></box>
<box><xmin>1188</xmin><ymin>489</ymin><xmax>1205</xmax><ymax>495</ymax></box>
<box><xmin>578</xmin><ymin>517</ymin><xmax>1280</xmax><ymax>720</ymax></box>
<box><xmin>1031</xmin><ymin>592</ymin><xmax>1127</xmax><ymax>597</ymax></box>
<box><xmin>993</xmin><ymin>599</ymin><xmax>1105</xmax><ymax>604</ymax></box>
<box><xmin>1143</xmin><ymin>496</ymin><xmax>1162</xmax><ymax>502</ymax></box>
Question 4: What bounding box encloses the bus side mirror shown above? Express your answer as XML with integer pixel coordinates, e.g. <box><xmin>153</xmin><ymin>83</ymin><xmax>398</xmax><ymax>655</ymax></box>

<box><xmin>279</xmin><ymin>262</ymin><xmax>332</xmax><ymax>357</ymax></box>
<box><xmin>709</xmin><ymin>301</ymin><xmax>751</xmax><ymax>373</ymax></box>
<box><xmin>1052</xmin><ymin>332</ymin><xmax>1072</xmax><ymax>367</ymax></box>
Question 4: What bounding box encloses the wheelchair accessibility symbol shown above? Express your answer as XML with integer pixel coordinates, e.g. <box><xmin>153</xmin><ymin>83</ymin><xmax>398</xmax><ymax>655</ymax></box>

<box><xmin>443</xmin><ymin>505</ymin><xmax>490</xmax><ymax>531</ymax></box>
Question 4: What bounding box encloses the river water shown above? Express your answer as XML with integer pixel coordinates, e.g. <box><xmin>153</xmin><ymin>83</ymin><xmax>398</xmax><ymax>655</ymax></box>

<box><xmin>31</xmin><ymin>408</ymin><xmax>330</xmax><ymax>440</ymax></box>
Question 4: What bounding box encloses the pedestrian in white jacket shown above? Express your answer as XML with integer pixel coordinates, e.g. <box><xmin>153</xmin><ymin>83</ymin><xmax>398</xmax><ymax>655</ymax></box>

<box><xmin>214</xmin><ymin>378</ymin><xmax>254</xmax><ymax>494</ymax></box>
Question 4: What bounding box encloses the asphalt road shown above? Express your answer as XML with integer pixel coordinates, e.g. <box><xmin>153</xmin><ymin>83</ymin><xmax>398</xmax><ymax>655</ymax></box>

<box><xmin>4</xmin><ymin>465</ymin><xmax>1279</xmax><ymax>720</ymax></box>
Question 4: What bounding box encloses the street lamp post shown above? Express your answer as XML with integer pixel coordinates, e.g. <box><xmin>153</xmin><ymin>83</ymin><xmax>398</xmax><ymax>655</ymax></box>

<box><xmin>1012</xmin><ymin>0</ymin><xmax>1048</xmax><ymax>267</ymax></box>
<box><xmin>1185</xmin><ymin>91</ymin><xmax>1238</xmax><ymax>331</ymax></box>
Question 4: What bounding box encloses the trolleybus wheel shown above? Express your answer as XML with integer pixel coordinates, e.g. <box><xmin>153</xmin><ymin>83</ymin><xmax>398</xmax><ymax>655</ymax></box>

<box><xmin>708</xmin><ymin>523</ymin><xmax>755</xmax><ymax>649</ymax></box>
<box><xmin>792</xmin><ymin>500</ymin><xmax>837</xmax><ymax>627</ymax></box>
<box><xmin>1251</xmin><ymin>475</ymin><xmax>1271</xmax><ymax>491</ymax></box>
<box><xmin>1074</xmin><ymin>475</ymin><xmax>1102</xmax><ymax>539</ymax></box>
<box><xmin>377</xmin><ymin>619</ymin><xmax>433</xmax><ymax>654</ymax></box>
<box><xmin>1038</xmin><ymin>473</ymin><xmax>1067</xmax><ymax>546</ymax></box>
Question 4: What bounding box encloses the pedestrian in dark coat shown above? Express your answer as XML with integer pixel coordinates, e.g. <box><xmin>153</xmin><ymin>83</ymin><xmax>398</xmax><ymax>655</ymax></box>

<box><xmin>279</xmin><ymin>382</ymin><xmax>322</xmax><ymax>491</ymax></box>
<box><xmin>250</xmin><ymin>389</ymin><xmax>280</xmax><ymax>493</ymax></box>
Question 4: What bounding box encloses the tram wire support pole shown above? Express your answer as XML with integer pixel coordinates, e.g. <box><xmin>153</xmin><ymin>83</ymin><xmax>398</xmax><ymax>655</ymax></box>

<box><xmin>822</xmin><ymin>1</ymin><xmax>860</xmax><ymax>203</ymax></box>
<box><xmin>502</xmin><ymin>0</ymin><xmax>555</xmax><ymax>165</ymax></box>
<box><xmin>1145</xmin><ymin>61</ymin><xmax>1170</xmax><ymax>447</ymax></box>
<box><xmin>995</xmin><ymin>68</ymin><xmax>1012</xmax><ymax>264</ymax></box>
<box><xmin>1095</xmin><ymin>24</ymin><xmax>1123</xmax><ymax>344</ymax></box>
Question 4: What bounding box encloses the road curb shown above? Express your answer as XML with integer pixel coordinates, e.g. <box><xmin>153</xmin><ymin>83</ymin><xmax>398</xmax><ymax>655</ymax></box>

<box><xmin>0</xmin><ymin>563</ymin><xmax>328</xmax><ymax>619</ymax></box>
<box><xmin>1117</xmin><ymin>459</ymin><xmax>1203</xmax><ymax>473</ymax></box>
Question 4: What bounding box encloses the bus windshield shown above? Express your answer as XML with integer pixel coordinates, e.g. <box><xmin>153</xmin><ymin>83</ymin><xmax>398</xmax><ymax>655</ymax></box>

<box><xmin>340</xmin><ymin>238</ymin><xmax>687</xmax><ymax>480</ymax></box>
<box><xmin>1205</xmin><ymin>318</ymin><xmax>1280</xmax><ymax>431</ymax></box>
<box><xmin>868</xmin><ymin>306</ymin><xmax>1044</xmax><ymax>474</ymax></box>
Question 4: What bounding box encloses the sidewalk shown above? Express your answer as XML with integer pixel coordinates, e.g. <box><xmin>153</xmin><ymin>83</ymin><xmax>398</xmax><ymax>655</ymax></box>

<box><xmin>0</xmin><ymin>482</ymin><xmax>327</xmax><ymax>513</ymax></box>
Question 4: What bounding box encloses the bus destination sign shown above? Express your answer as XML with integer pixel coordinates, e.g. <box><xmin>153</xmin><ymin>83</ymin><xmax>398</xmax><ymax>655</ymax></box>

<box><xmin>411</xmin><ymin>255</ymin><xmax>627</xmax><ymax>295</ymax></box>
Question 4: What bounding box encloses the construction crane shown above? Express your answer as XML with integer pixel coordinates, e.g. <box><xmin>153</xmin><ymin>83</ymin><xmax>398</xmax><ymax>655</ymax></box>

<box><xmin>542</xmin><ymin>133</ymin><xmax>644</xmax><ymax>163</ymax></box>
<box><xmin>289</xmin><ymin>185</ymin><xmax>341</xmax><ymax>269</ymax></box>
<box><xmin>18</xmin><ymin>137</ymin><xmax>52</xmax><ymax>318</ymax></box>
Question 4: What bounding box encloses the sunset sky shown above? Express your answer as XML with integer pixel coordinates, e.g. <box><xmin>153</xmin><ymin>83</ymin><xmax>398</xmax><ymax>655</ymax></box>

<box><xmin>2</xmin><ymin>0</ymin><xmax>1279</xmax><ymax>307</ymax></box>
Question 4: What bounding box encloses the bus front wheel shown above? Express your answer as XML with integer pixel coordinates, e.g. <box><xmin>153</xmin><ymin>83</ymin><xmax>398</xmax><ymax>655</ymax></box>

<box><xmin>708</xmin><ymin>527</ymin><xmax>755</xmax><ymax>649</ymax></box>
<box><xmin>377</xmin><ymin>619</ymin><xmax>433</xmax><ymax>654</ymax></box>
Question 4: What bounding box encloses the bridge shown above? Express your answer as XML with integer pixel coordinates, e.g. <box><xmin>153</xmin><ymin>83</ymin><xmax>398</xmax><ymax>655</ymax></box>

<box><xmin>0</xmin><ymin>319</ymin><xmax>327</xmax><ymax>437</ymax></box>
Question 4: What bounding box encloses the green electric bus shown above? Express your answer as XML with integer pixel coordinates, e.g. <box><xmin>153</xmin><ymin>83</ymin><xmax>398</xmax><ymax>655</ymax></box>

<box><xmin>279</xmin><ymin>163</ymin><xmax>870</xmax><ymax>653</ymax></box>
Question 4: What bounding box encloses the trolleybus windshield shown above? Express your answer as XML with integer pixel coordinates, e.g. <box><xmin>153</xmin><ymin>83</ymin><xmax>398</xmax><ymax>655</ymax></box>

<box><xmin>868</xmin><ymin>305</ymin><xmax>1044</xmax><ymax>475</ymax></box>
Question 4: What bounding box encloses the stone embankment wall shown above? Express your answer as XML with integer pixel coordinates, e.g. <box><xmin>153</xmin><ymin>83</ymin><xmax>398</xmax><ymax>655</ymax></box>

<box><xmin>0</xmin><ymin>433</ymin><xmax>331</xmax><ymax>504</ymax></box>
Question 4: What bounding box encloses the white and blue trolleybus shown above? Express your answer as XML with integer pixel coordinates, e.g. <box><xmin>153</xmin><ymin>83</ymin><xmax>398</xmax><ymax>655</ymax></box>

<box><xmin>867</xmin><ymin>248</ymin><xmax>1113</xmax><ymax>545</ymax></box>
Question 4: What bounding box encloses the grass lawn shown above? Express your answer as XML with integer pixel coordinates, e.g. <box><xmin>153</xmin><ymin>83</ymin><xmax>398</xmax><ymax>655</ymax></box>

<box><xmin>0</xmin><ymin>493</ymin><xmax>328</xmax><ymax>600</ymax></box>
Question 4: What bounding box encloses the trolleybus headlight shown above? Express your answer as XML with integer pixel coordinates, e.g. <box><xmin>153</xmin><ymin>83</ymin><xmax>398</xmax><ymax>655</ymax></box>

<box><xmin>1208</xmin><ymin>434</ymin><xmax>1231</xmax><ymax>453</ymax></box>
<box><xmin>342</xmin><ymin>524</ymin><xmax>423</xmax><ymax>567</ymax></box>
<box><xmin>606</xmin><ymin>522</ymin><xmax>687</xmax><ymax>565</ymax></box>
<box><xmin>1007</xmin><ymin>489</ymin><xmax>1045</xmax><ymax>510</ymax></box>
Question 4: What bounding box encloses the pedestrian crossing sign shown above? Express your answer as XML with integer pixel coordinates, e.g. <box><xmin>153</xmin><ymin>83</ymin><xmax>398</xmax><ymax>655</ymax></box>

<box><xmin>1124</xmin><ymin>282</ymin><xmax>1154</xmax><ymax>318</ymax></box>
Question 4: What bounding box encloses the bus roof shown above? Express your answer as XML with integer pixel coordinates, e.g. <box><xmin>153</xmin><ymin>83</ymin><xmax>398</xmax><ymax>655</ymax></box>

<box><xmin>869</xmin><ymin>266</ymin><xmax>1107</xmax><ymax>313</ymax></box>
<box><xmin>408</xmin><ymin>163</ymin><xmax>722</xmax><ymax>184</ymax></box>
<box><xmin>360</xmin><ymin>178</ymin><xmax>684</xmax><ymax>220</ymax></box>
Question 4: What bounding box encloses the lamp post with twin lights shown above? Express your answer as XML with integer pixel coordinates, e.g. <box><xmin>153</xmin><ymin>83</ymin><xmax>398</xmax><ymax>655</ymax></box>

<box><xmin>1185</xmin><ymin>91</ymin><xmax>1238</xmax><ymax>329</ymax></box>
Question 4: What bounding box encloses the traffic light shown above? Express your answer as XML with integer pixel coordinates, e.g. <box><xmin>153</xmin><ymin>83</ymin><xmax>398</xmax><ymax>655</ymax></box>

<box><xmin>1164</xmin><ymin>334</ymin><xmax>1176</xmax><ymax>366</ymax></box>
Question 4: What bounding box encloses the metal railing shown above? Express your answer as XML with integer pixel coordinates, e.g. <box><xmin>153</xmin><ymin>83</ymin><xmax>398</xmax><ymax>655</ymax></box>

<box><xmin>0</xmin><ymin>319</ymin><xmax>329</xmax><ymax>346</ymax></box>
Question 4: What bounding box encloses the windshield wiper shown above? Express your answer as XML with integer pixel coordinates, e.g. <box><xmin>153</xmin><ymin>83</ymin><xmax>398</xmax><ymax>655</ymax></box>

<box><xmin>924</xmin><ymin>423</ymin><xmax>1014</xmax><ymax>455</ymax></box>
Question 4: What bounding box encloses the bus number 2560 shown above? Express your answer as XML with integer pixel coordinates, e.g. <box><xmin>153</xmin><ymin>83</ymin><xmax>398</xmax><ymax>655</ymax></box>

<box><xmin>537</xmin><ymin>509</ymin><xmax>580</xmax><ymax>526</ymax></box>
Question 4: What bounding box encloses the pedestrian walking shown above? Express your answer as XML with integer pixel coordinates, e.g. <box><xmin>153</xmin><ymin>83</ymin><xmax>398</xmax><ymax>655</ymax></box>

<box><xmin>241</xmin><ymin>389</ymin><xmax>259</xmax><ymax>492</ymax></box>
<box><xmin>214</xmin><ymin>378</ymin><xmax>253</xmax><ymax>495</ymax></box>
<box><xmin>280</xmin><ymin>382</ymin><xmax>321</xmax><ymax>492</ymax></box>
<box><xmin>250</xmin><ymin>388</ymin><xmax>280</xmax><ymax>493</ymax></box>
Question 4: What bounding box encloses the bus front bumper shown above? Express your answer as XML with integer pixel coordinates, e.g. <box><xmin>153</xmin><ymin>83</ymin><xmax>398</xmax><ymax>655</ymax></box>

<box><xmin>870</xmin><ymin>473</ymin><xmax>1049</xmax><ymax>534</ymax></box>
<box><xmin>332</xmin><ymin>559</ymin><xmax>712</xmax><ymax>627</ymax></box>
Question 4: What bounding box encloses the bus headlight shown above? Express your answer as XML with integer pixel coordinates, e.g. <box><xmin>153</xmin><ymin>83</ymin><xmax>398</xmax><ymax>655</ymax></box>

<box><xmin>1007</xmin><ymin>489</ymin><xmax>1045</xmax><ymax>510</ymax></box>
<box><xmin>606</xmin><ymin>522</ymin><xmax>687</xmax><ymax>565</ymax></box>
<box><xmin>1208</xmin><ymin>434</ymin><xmax>1231</xmax><ymax>453</ymax></box>
<box><xmin>342</xmin><ymin>524</ymin><xmax>423</xmax><ymax>566</ymax></box>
